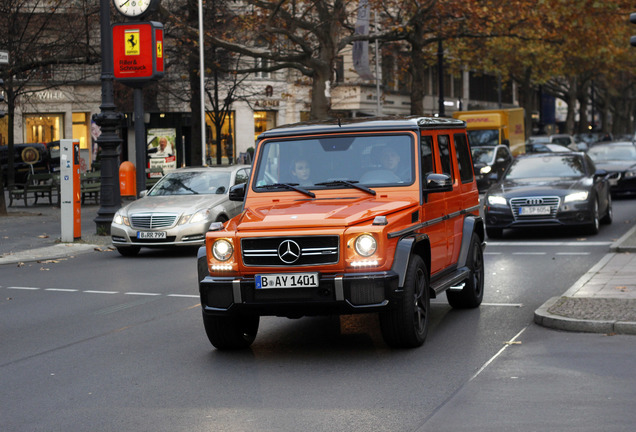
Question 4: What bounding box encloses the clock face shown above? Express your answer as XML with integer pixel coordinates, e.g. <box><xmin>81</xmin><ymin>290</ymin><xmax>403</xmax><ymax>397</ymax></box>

<box><xmin>113</xmin><ymin>0</ymin><xmax>155</xmax><ymax>18</ymax></box>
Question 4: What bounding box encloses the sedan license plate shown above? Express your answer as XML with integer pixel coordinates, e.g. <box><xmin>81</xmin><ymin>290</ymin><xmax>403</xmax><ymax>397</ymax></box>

<box><xmin>519</xmin><ymin>206</ymin><xmax>551</xmax><ymax>215</ymax></box>
<box><xmin>256</xmin><ymin>273</ymin><xmax>319</xmax><ymax>289</ymax></box>
<box><xmin>137</xmin><ymin>231</ymin><xmax>167</xmax><ymax>239</ymax></box>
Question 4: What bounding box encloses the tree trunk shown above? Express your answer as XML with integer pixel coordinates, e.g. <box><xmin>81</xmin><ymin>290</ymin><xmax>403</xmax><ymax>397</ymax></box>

<box><xmin>310</xmin><ymin>64</ymin><xmax>331</xmax><ymax>120</ymax></box>
<box><xmin>409</xmin><ymin>44</ymin><xmax>426</xmax><ymax>116</ymax></box>
<box><xmin>189</xmin><ymin>51</ymin><xmax>203</xmax><ymax>166</ymax></box>
<box><xmin>564</xmin><ymin>78</ymin><xmax>577</xmax><ymax>135</ymax></box>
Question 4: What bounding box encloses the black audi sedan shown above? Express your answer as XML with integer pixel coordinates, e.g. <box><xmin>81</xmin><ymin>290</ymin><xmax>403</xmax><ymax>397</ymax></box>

<box><xmin>484</xmin><ymin>152</ymin><xmax>612</xmax><ymax>238</ymax></box>
<box><xmin>587</xmin><ymin>141</ymin><xmax>636</xmax><ymax>197</ymax></box>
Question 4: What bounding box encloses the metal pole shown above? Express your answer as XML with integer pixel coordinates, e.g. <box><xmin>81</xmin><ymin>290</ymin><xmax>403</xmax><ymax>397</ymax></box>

<box><xmin>94</xmin><ymin>0</ymin><xmax>123</xmax><ymax>234</ymax></box>
<box><xmin>199</xmin><ymin>0</ymin><xmax>206</xmax><ymax>166</ymax></box>
<box><xmin>134</xmin><ymin>87</ymin><xmax>146</xmax><ymax>195</ymax></box>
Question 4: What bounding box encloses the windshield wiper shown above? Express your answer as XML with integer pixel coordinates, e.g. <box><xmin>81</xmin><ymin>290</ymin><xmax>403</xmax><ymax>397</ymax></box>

<box><xmin>315</xmin><ymin>180</ymin><xmax>376</xmax><ymax>196</ymax></box>
<box><xmin>256</xmin><ymin>183</ymin><xmax>315</xmax><ymax>198</ymax></box>
<box><xmin>168</xmin><ymin>178</ymin><xmax>199</xmax><ymax>194</ymax></box>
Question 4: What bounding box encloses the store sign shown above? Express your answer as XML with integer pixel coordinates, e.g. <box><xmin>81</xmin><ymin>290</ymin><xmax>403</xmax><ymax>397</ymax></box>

<box><xmin>112</xmin><ymin>21</ymin><xmax>164</xmax><ymax>85</ymax></box>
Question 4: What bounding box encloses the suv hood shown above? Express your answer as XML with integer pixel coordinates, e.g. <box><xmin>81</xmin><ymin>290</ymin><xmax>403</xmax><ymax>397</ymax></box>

<box><xmin>237</xmin><ymin>196</ymin><xmax>418</xmax><ymax>230</ymax></box>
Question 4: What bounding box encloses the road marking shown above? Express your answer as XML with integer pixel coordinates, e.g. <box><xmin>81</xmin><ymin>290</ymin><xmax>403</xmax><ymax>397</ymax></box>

<box><xmin>482</xmin><ymin>303</ymin><xmax>523</xmax><ymax>307</ymax></box>
<box><xmin>471</xmin><ymin>326</ymin><xmax>527</xmax><ymax>382</ymax></box>
<box><xmin>555</xmin><ymin>252</ymin><xmax>591</xmax><ymax>256</ymax></box>
<box><xmin>125</xmin><ymin>292</ymin><xmax>161</xmax><ymax>296</ymax></box>
<box><xmin>45</xmin><ymin>288</ymin><xmax>78</xmax><ymax>292</ymax></box>
<box><xmin>84</xmin><ymin>290</ymin><xmax>119</xmax><ymax>295</ymax></box>
<box><xmin>167</xmin><ymin>294</ymin><xmax>199</xmax><ymax>298</ymax></box>
<box><xmin>512</xmin><ymin>252</ymin><xmax>546</xmax><ymax>256</ymax></box>
<box><xmin>6</xmin><ymin>286</ymin><xmax>39</xmax><ymax>290</ymax></box>
<box><xmin>484</xmin><ymin>252</ymin><xmax>502</xmax><ymax>255</ymax></box>
<box><xmin>488</xmin><ymin>241</ymin><xmax>611</xmax><ymax>247</ymax></box>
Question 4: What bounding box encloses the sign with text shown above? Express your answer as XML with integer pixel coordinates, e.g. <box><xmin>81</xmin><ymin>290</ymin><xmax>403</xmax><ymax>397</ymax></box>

<box><xmin>112</xmin><ymin>21</ymin><xmax>164</xmax><ymax>85</ymax></box>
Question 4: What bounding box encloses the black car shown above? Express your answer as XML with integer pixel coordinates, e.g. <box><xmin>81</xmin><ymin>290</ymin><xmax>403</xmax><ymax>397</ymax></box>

<box><xmin>471</xmin><ymin>145</ymin><xmax>513</xmax><ymax>191</ymax></box>
<box><xmin>484</xmin><ymin>152</ymin><xmax>612</xmax><ymax>238</ymax></box>
<box><xmin>587</xmin><ymin>141</ymin><xmax>636</xmax><ymax>197</ymax></box>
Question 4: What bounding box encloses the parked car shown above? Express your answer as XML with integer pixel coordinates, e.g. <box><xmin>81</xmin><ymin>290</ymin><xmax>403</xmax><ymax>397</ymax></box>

<box><xmin>525</xmin><ymin>137</ymin><xmax>573</xmax><ymax>154</ymax></box>
<box><xmin>0</xmin><ymin>143</ymin><xmax>51</xmax><ymax>185</ymax></box>
<box><xmin>471</xmin><ymin>145</ymin><xmax>513</xmax><ymax>191</ymax></box>
<box><xmin>484</xmin><ymin>152</ymin><xmax>612</xmax><ymax>238</ymax></box>
<box><xmin>587</xmin><ymin>141</ymin><xmax>636</xmax><ymax>197</ymax></box>
<box><xmin>111</xmin><ymin>165</ymin><xmax>251</xmax><ymax>256</ymax></box>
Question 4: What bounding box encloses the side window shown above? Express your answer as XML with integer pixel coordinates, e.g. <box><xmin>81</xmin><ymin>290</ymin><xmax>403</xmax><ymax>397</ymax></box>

<box><xmin>454</xmin><ymin>133</ymin><xmax>474</xmax><ymax>183</ymax></box>
<box><xmin>420</xmin><ymin>135</ymin><xmax>435</xmax><ymax>175</ymax></box>
<box><xmin>437</xmin><ymin>135</ymin><xmax>454</xmax><ymax>180</ymax></box>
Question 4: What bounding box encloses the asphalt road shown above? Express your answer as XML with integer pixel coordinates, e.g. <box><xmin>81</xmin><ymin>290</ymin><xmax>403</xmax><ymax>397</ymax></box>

<box><xmin>1</xmin><ymin>199</ymin><xmax>635</xmax><ymax>431</ymax></box>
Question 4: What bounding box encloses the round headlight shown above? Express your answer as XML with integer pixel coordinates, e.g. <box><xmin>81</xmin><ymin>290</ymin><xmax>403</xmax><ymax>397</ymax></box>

<box><xmin>354</xmin><ymin>234</ymin><xmax>377</xmax><ymax>257</ymax></box>
<box><xmin>212</xmin><ymin>239</ymin><xmax>233</xmax><ymax>261</ymax></box>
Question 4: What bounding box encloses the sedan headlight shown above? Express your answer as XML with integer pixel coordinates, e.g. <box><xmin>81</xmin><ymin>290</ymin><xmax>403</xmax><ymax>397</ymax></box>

<box><xmin>113</xmin><ymin>211</ymin><xmax>130</xmax><ymax>226</ymax></box>
<box><xmin>564</xmin><ymin>191</ymin><xmax>588</xmax><ymax>203</ymax></box>
<box><xmin>487</xmin><ymin>195</ymin><xmax>507</xmax><ymax>206</ymax></box>
<box><xmin>212</xmin><ymin>239</ymin><xmax>233</xmax><ymax>261</ymax></box>
<box><xmin>179</xmin><ymin>209</ymin><xmax>211</xmax><ymax>225</ymax></box>
<box><xmin>625</xmin><ymin>170</ymin><xmax>636</xmax><ymax>179</ymax></box>
<box><xmin>354</xmin><ymin>234</ymin><xmax>377</xmax><ymax>257</ymax></box>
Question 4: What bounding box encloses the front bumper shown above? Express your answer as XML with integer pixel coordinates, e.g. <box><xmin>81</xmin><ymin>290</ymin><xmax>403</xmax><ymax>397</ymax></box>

<box><xmin>485</xmin><ymin>203</ymin><xmax>595</xmax><ymax>230</ymax></box>
<box><xmin>199</xmin><ymin>271</ymin><xmax>401</xmax><ymax>317</ymax></box>
<box><xmin>110</xmin><ymin>222</ymin><xmax>209</xmax><ymax>247</ymax></box>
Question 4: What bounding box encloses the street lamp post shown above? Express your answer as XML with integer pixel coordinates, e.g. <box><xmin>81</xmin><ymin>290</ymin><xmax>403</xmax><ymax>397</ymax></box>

<box><xmin>93</xmin><ymin>0</ymin><xmax>124</xmax><ymax>234</ymax></box>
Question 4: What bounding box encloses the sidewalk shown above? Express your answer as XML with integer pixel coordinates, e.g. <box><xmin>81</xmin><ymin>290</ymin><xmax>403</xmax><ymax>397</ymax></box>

<box><xmin>534</xmin><ymin>225</ymin><xmax>636</xmax><ymax>335</ymax></box>
<box><xmin>2</xmin><ymin>194</ymin><xmax>636</xmax><ymax>335</ymax></box>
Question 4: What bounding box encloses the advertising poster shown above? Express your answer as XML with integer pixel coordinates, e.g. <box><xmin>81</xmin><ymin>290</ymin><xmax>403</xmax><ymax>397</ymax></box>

<box><xmin>147</xmin><ymin>128</ymin><xmax>177</xmax><ymax>176</ymax></box>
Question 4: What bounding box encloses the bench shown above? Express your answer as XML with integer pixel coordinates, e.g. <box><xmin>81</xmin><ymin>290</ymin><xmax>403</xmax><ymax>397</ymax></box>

<box><xmin>81</xmin><ymin>171</ymin><xmax>101</xmax><ymax>204</ymax></box>
<box><xmin>8</xmin><ymin>172</ymin><xmax>59</xmax><ymax>207</ymax></box>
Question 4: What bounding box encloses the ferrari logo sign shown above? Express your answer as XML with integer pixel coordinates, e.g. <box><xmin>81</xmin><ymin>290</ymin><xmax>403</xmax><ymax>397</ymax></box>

<box><xmin>125</xmin><ymin>30</ymin><xmax>140</xmax><ymax>56</ymax></box>
<box><xmin>156</xmin><ymin>41</ymin><xmax>163</xmax><ymax>58</ymax></box>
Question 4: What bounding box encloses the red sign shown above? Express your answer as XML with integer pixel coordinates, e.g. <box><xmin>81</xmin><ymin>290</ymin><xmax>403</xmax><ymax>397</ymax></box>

<box><xmin>112</xmin><ymin>21</ymin><xmax>164</xmax><ymax>84</ymax></box>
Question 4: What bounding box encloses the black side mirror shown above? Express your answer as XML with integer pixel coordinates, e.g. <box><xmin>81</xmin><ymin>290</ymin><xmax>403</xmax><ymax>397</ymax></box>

<box><xmin>229</xmin><ymin>183</ymin><xmax>246</xmax><ymax>201</ymax></box>
<box><xmin>425</xmin><ymin>173</ymin><xmax>453</xmax><ymax>193</ymax></box>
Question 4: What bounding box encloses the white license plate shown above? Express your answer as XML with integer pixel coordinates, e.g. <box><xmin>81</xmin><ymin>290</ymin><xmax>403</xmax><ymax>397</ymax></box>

<box><xmin>519</xmin><ymin>206</ymin><xmax>551</xmax><ymax>215</ymax></box>
<box><xmin>255</xmin><ymin>273</ymin><xmax>319</xmax><ymax>289</ymax></box>
<box><xmin>137</xmin><ymin>231</ymin><xmax>167</xmax><ymax>239</ymax></box>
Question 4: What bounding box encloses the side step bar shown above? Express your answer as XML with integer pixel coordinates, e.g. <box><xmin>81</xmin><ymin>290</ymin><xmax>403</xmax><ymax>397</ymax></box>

<box><xmin>431</xmin><ymin>267</ymin><xmax>470</xmax><ymax>295</ymax></box>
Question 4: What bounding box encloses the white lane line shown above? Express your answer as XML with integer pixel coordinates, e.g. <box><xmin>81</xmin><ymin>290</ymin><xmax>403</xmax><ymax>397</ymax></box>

<box><xmin>167</xmin><ymin>294</ymin><xmax>199</xmax><ymax>298</ymax></box>
<box><xmin>125</xmin><ymin>292</ymin><xmax>161</xmax><ymax>296</ymax></box>
<box><xmin>488</xmin><ymin>241</ymin><xmax>611</xmax><ymax>247</ymax></box>
<box><xmin>6</xmin><ymin>286</ymin><xmax>40</xmax><ymax>290</ymax></box>
<box><xmin>482</xmin><ymin>303</ymin><xmax>523</xmax><ymax>307</ymax></box>
<box><xmin>84</xmin><ymin>290</ymin><xmax>119</xmax><ymax>295</ymax></box>
<box><xmin>484</xmin><ymin>252</ymin><xmax>502</xmax><ymax>255</ymax></box>
<box><xmin>470</xmin><ymin>326</ymin><xmax>527</xmax><ymax>382</ymax></box>
<box><xmin>45</xmin><ymin>288</ymin><xmax>78</xmax><ymax>292</ymax></box>
<box><xmin>512</xmin><ymin>252</ymin><xmax>546</xmax><ymax>256</ymax></box>
<box><xmin>555</xmin><ymin>252</ymin><xmax>591</xmax><ymax>256</ymax></box>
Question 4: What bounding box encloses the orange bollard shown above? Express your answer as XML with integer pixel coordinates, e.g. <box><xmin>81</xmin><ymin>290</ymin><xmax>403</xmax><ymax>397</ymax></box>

<box><xmin>119</xmin><ymin>161</ymin><xmax>137</xmax><ymax>197</ymax></box>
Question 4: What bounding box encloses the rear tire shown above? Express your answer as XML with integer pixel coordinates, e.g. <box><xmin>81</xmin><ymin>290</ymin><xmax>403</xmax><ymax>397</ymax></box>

<box><xmin>202</xmin><ymin>312</ymin><xmax>259</xmax><ymax>350</ymax></box>
<box><xmin>447</xmin><ymin>235</ymin><xmax>484</xmax><ymax>309</ymax></box>
<box><xmin>116</xmin><ymin>246</ymin><xmax>140</xmax><ymax>256</ymax></box>
<box><xmin>379</xmin><ymin>255</ymin><xmax>429</xmax><ymax>349</ymax></box>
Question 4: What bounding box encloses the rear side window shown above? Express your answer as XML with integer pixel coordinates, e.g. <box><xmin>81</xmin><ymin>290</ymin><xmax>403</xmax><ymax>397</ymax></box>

<box><xmin>454</xmin><ymin>133</ymin><xmax>474</xmax><ymax>183</ymax></box>
<box><xmin>437</xmin><ymin>135</ymin><xmax>454</xmax><ymax>180</ymax></box>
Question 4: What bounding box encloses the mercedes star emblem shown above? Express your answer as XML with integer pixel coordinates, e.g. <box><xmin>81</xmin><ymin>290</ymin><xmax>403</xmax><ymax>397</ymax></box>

<box><xmin>278</xmin><ymin>239</ymin><xmax>301</xmax><ymax>264</ymax></box>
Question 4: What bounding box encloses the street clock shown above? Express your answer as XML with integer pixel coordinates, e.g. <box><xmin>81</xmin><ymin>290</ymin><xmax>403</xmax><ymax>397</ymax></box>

<box><xmin>113</xmin><ymin>0</ymin><xmax>160</xmax><ymax>19</ymax></box>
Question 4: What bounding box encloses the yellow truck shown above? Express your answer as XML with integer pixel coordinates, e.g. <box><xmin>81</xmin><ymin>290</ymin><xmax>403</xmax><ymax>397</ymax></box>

<box><xmin>452</xmin><ymin>108</ymin><xmax>526</xmax><ymax>156</ymax></box>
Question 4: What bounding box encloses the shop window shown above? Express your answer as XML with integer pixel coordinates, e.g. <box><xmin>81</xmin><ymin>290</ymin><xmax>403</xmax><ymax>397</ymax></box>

<box><xmin>205</xmin><ymin>111</ymin><xmax>236</xmax><ymax>164</ymax></box>
<box><xmin>254</xmin><ymin>111</ymin><xmax>276</xmax><ymax>142</ymax></box>
<box><xmin>24</xmin><ymin>114</ymin><xmax>62</xmax><ymax>143</ymax></box>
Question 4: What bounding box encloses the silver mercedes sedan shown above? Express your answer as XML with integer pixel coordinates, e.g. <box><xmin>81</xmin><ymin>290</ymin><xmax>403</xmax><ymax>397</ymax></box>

<box><xmin>111</xmin><ymin>165</ymin><xmax>251</xmax><ymax>256</ymax></box>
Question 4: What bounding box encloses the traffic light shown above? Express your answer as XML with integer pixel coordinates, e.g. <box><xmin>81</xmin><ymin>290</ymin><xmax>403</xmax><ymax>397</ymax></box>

<box><xmin>631</xmin><ymin>13</ymin><xmax>636</xmax><ymax>47</ymax></box>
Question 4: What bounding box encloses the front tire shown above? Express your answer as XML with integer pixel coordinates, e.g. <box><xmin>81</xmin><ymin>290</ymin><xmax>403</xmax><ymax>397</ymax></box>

<box><xmin>601</xmin><ymin>194</ymin><xmax>613</xmax><ymax>225</ymax></box>
<box><xmin>586</xmin><ymin>199</ymin><xmax>600</xmax><ymax>235</ymax></box>
<box><xmin>447</xmin><ymin>235</ymin><xmax>484</xmax><ymax>309</ymax></box>
<box><xmin>379</xmin><ymin>255</ymin><xmax>429</xmax><ymax>348</ymax></box>
<box><xmin>202</xmin><ymin>312</ymin><xmax>259</xmax><ymax>350</ymax></box>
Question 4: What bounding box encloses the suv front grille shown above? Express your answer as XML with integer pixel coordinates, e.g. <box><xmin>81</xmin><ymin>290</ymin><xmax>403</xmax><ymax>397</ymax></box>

<box><xmin>130</xmin><ymin>213</ymin><xmax>178</xmax><ymax>229</ymax></box>
<box><xmin>241</xmin><ymin>236</ymin><xmax>339</xmax><ymax>266</ymax></box>
<box><xmin>510</xmin><ymin>196</ymin><xmax>560</xmax><ymax>221</ymax></box>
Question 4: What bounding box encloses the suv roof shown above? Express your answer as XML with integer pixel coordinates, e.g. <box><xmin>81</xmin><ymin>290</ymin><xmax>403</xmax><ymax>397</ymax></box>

<box><xmin>258</xmin><ymin>116</ymin><xmax>466</xmax><ymax>139</ymax></box>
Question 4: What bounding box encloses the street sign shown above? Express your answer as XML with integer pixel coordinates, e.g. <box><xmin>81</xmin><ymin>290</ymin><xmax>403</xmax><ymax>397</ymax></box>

<box><xmin>0</xmin><ymin>50</ymin><xmax>8</xmax><ymax>65</ymax></box>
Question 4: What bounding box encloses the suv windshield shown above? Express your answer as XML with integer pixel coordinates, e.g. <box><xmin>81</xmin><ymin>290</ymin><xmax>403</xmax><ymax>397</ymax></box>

<box><xmin>253</xmin><ymin>134</ymin><xmax>414</xmax><ymax>189</ymax></box>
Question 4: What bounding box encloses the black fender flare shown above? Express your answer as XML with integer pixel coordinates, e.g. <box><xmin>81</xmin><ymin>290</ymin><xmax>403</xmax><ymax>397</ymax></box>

<box><xmin>391</xmin><ymin>233</ymin><xmax>430</xmax><ymax>288</ymax></box>
<box><xmin>197</xmin><ymin>246</ymin><xmax>208</xmax><ymax>284</ymax></box>
<box><xmin>456</xmin><ymin>215</ymin><xmax>485</xmax><ymax>269</ymax></box>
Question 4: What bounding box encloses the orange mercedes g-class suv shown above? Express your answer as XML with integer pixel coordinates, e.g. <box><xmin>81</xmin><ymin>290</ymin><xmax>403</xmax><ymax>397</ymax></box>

<box><xmin>198</xmin><ymin>117</ymin><xmax>485</xmax><ymax>349</ymax></box>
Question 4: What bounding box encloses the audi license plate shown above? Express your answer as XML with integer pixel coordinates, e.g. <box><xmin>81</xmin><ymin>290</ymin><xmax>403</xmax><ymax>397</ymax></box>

<box><xmin>256</xmin><ymin>273</ymin><xmax>319</xmax><ymax>289</ymax></box>
<box><xmin>519</xmin><ymin>206</ymin><xmax>551</xmax><ymax>215</ymax></box>
<box><xmin>137</xmin><ymin>231</ymin><xmax>167</xmax><ymax>239</ymax></box>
